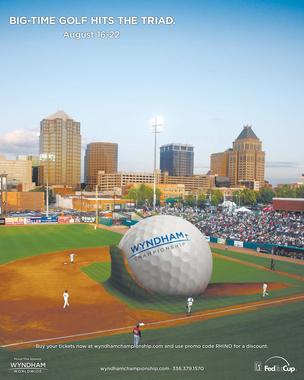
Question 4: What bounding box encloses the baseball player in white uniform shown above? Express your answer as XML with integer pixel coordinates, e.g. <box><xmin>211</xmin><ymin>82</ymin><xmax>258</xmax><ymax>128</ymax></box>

<box><xmin>63</xmin><ymin>290</ymin><xmax>70</xmax><ymax>308</ymax></box>
<box><xmin>262</xmin><ymin>282</ymin><xmax>268</xmax><ymax>297</ymax></box>
<box><xmin>187</xmin><ymin>297</ymin><xmax>194</xmax><ymax>315</ymax></box>
<box><xmin>70</xmin><ymin>253</ymin><xmax>75</xmax><ymax>264</ymax></box>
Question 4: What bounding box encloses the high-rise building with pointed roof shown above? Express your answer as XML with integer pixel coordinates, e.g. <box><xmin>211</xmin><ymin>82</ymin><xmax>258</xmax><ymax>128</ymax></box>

<box><xmin>210</xmin><ymin>125</ymin><xmax>265</xmax><ymax>188</ymax></box>
<box><xmin>39</xmin><ymin>111</ymin><xmax>81</xmax><ymax>188</ymax></box>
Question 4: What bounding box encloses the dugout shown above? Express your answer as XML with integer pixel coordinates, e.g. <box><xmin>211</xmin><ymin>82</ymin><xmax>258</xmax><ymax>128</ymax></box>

<box><xmin>273</xmin><ymin>245</ymin><xmax>304</xmax><ymax>260</ymax></box>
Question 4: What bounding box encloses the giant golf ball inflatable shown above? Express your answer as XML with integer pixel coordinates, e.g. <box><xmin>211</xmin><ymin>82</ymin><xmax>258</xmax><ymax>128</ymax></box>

<box><xmin>119</xmin><ymin>215</ymin><xmax>212</xmax><ymax>296</ymax></box>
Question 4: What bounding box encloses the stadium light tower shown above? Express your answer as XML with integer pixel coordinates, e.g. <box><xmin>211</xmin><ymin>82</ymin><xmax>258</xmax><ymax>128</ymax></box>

<box><xmin>151</xmin><ymin>116</ymin><xmax>163</xmax><ymax>211</ymax></box>
<box><xmin>39</xmin><ymin>153</ymin><xmax>55</xmax><ymax>217</ymax></box>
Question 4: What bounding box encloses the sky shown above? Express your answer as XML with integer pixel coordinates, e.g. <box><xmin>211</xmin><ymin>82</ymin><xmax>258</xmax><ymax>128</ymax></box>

<box><xmin>0</xmin><ymin>0</ymin><xmax>303</xmax><ymax>184</ymax></box>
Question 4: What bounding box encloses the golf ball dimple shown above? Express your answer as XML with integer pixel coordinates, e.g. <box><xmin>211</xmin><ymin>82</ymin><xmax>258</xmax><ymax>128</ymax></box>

<box><xmin>119</xmin><ymin>215</ymin><xmax>213</xmax><ymax>296</ymax></box>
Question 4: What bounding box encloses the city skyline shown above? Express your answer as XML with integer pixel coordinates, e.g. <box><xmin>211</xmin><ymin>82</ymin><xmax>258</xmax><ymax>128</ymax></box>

<box><xmin>0</xmin><ymin>112</ymin><xmax>303</xmax><ymax>186</ymax></box>
<box><xmin>0</xmin><ymin>0</ymin><xmax>303</xmax><ymax>184</ymax></box>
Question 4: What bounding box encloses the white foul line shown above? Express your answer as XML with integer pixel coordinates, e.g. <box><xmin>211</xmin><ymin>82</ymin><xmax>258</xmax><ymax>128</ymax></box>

<box><xmin>1</xmin><ymin>294</ymin><xmax>304</xmax><ymax>348</ymax></box>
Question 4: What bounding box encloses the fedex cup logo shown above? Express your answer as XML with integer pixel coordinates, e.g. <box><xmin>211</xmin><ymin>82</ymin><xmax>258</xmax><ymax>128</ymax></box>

<box><xmin>129</xmin><ymin>231</ymin><xmax>190</xmax><ymax>260</ymax></box>
<box><xmin>255</xmin><ymin>356</ymin><xmax>296</xmax><ymax>374</ymax></box>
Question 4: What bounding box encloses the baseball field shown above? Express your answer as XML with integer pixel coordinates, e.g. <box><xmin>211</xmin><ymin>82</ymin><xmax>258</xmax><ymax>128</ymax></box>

<box><xmin>0</xmin><ymin>224</ymin><xmax>303</xmax><ymax>379</ymax></box>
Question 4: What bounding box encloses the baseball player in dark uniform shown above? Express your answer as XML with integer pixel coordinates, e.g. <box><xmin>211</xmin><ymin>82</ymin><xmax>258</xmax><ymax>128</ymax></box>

<box><xmin>133</xmin><ymin>324</ymin><xmax>141</xmax><ymax>347</ymax></box>
<box><xmin>270</xmin><ymin>258</ymin><xmax>275</xmax><ymax>271</ymax></box>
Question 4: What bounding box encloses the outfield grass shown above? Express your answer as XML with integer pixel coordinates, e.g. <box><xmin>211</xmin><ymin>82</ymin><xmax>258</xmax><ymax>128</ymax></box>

<box><xmin>101</xmin><ymin>247</ymin><xmax>304</xmax><ymax>314</ymax></box>
<box><xmin>1</xmin><ymin>301</ymin><xmax>303</xmax><ymax>380</ymax></box>
<box><xmin>0</xmin><ymin>225</ymin><xmax>122</xmax><ymax>265</ymax></box>
<box><xmin>1</xmin><ymin>226</ymin><xmax>303</xmax><ymax>314</ymax></box>
<box><xmin>213</xmin><ymin>247</ymin><xmax>304</xmax><ymax>277</ymax></box>
<box><xmin>211</xmin><ymin>256</ymin><xmax>301</xmax><ymax>284</ymax></box>
<box><xmin>81</xmin><ymin>262</ymin><xmax>111</xmax><ymax>283</ymax></box>
<box><xmin>1</xmin><ymin>226</ymin><xmax>303</xmax><ymax>379</ymax></box>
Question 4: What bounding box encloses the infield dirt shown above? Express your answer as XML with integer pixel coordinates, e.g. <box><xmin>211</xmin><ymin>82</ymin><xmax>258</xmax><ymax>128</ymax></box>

<box><xmin>0</xmin><ymin>247</ymin><xmax>293</xmax><ymax>348</ymax></box>
<box><xmin>0</xmin><ymin>248</ymin><xmax>170</xmax><ymax>347</ymax></box>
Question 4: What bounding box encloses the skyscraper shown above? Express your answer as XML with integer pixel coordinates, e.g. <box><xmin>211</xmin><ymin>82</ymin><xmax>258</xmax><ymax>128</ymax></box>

<box><xmin>0</xmin><ymin>156</ymin><xmax>33</xmax><ymax>190</ymax></box>
<box><xmin>160</xmin><ymin>144</ymin><xmax>194</xmax><ymax>176</ymax></box>
<box><xmin>17</xmin><ymin>155</ymin><xmax>40</xmax><ymax>185</ymax></box>
<box><xmin>39</xmin><ymin>111</ymin><xmax>81</xmax><ymax>188</ymax></box>
<box><xmin>210</xmin><ymin>125</ymin><xmax>265</xmax><ymax>188</ymax></box>
<box><xmin>85</xmin><ymin>142</ymin><xmax>118</xmax><ymax>188</ymax></box>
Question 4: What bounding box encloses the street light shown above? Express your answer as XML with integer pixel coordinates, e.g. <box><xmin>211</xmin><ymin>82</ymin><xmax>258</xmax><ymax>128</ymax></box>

<box><xmin>95</xmin><ymin>184</ymin><xmax>98</xmax><ymax>229</ymax></box>
<box><xmin>237</xmin><ymin>191</ymin><xmax>241</xmax><ymax>207</ymax></box>
<box><xmin>39</xmin><ymin>153</ymin><xmax>55</xmax><ymax>217</ymax></box>
<box><xmin>151</xmin><ymin>116</ymin><xmax>163</xmax><ymax>211</ymax></box>
<box><xmin>0</xmin><ymin>174</ymin><xmax>8</xmax><ymax>216</ymax></box>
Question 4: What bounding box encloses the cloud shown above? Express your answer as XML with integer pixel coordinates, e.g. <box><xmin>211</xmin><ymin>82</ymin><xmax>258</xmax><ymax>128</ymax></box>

<box><xmin>0</xmin><ymin>129</ymin><xmax>39</xmax><ymax>156</ymax></box>
<box><xmin>266</xmin><ymin>161</ymin><xmax>301</xmax><ymax>169</ymax></box>
<box><xmin>265</xmin><ymin>161</ymin><xmax>304</xmax><ymax>185</ymax></box>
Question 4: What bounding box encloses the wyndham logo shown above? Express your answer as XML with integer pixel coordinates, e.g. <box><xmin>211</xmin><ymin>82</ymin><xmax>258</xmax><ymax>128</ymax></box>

<box><xmin>254</xmin><ymin>356</ymin><xmax>296</xmax><ymax>374</ymax></box>
<box><xmin>8</xmin><ymin>357</ymin><xmax>48</xmax><ymax>374</ymax></box>
<box><xmin>129</xmin><ymin>231</ymin><xmax>190</xmax><ymax>259</ymax></box>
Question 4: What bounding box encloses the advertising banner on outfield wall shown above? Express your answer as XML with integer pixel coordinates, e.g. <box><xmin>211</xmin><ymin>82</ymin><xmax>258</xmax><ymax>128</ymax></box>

<box><xmin>205</xmin><ymin>236</ymin><xmax>210</xmax><ymax>242</ymax></box>
<box><xmin>81</xmin><ymin>216</ymin><xmax>96</xmax><ymax>223</ymax></box>
<box><xmin>234</xmin><ymin>240</ymin><xmax>244</xmax><ymax>248</ymax></box>
<box><xmin>217</xmin><ymin>238</ymin><xmax>226</xmax><ymax>245</ymax></box>
<box><xmin>0</xmin><ymin>217</ymin><xmax>5</xmax><ymax>225</ymax></box>
<box><xmin>41</xmin><ymin>216</ymin><xmax>58</xmax><ymax>223</ymax></box>
<box><xmin>58</xmin><ymin>216</ymin><xmax>73</xmax><ymax>224</ymax></box>
<box><xmin>5</xmin><ymin>217</ymin><xmax>26</xmax><ymax>225</ymax></box>
<box><xmin>26</xmin><ymin>217</ymin><xmax>42</xmax><ymax>224</ymax></box>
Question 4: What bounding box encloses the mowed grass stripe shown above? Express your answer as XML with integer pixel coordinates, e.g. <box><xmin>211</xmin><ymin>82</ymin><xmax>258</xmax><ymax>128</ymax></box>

<box><xmin>81</xmin><ymin>263</ymin><xmax>111</xmax><ymax>283</ymax></box>
<box><xmin>211</xmin><ymin>256</ymin><xmax>301</xmax><ymax>284</ymax></box>
<box><xmin>0</xmin><ymin>224</ymin><xmax>122</xmax><ymax>265</ymax></box>
<box><xmin>212</xmin><ymin>247</ymin><xmax>304</xmax><ymax>277</ymax></box>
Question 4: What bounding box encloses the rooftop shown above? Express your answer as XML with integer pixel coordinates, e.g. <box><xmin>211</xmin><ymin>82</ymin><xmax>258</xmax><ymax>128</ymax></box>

<box><xmin>160</xmin><ymin>143</ymin><xmax>194</xmax><ymax>148</ymax></box>
<box><xmin>45</xmin><ymin>110</ymin><xmax>73</xmax><ymax>121</ymax></box>
<box><xmin>273</xmin><ymin>198</ymin><xmax>304</xmax><ymax>202</ymax></box>
<box><xmin>236</xmin><ymin>125</ymin><xmax>259</xmax><ymax>140</ymax></box>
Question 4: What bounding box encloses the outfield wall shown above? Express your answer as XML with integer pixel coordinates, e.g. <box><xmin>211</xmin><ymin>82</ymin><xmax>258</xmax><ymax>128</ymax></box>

<box><xmin>206</xmin><ymin>235</ymin><xmax>304</xmax><ymax>258</ymax></box>
<box><xmin>1</xmin><ymin>216</ymin><xmax>302</xmax><ymax>259</ymax></box>
<box><xmin>0</xmin><ymin>216</ymin><xmax>97</xmax><ymax>225</ymax></box>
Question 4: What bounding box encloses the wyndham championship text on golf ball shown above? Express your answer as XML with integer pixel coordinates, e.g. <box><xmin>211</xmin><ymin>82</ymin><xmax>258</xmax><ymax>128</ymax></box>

<box><xmin>119</xmin><ymin>215</ymin><xmax>213</xmax><ymax>296</ymax></box>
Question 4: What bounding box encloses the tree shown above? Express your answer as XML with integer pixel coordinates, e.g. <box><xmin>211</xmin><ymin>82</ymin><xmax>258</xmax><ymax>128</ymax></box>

<box><xmin>125</xmin><ymin>187</ymin><xmax>139</xmax><ymax>205</ymax></box>
<box><xmin>239</xmin><ymin>189</ymin><xmax>256</xmax><ymax>205</ymax></box>
<box><xmin>275</xmin><ymin>185</ymin><xmax>296</xmax><ymax>198</ymax></box>
<box><xmin>125</xmin><ymin>184</ymin><xmax>161</xmax><ymax>207</ymax></box>
<box><xmin>233</xmin><ymin>189</ymin><xmax>256</xmax><ymax>206</ymax></box>
<box><xmin>197</xmin><ymin>193</ymin><xmax>207</xmax><ymax>208</ymax></box>
<box><xmin>184</xmin><ymin>195</ymin><xmax>195</xmax><ymax>207</ymax></box>
<box><xmin>210</xmin><ymin>190</ymin><xmax>223</xmax><ymax>206</ymax></box>
<box><xmin>257</xmin><ymin>187</ymin><xmax>275</xmax><ymax>204</ymax></box>
<box><xmin>296</xmin><ymin>185</ymin><xmax>304</xmax><ymax>198</ymax></box>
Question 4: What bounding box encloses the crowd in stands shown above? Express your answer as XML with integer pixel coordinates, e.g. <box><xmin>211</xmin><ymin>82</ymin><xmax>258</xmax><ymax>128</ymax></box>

<box><xmin>158</xmin><ymin>207</ymin><xmax>304</xmax><ymax>248</ymax></box>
